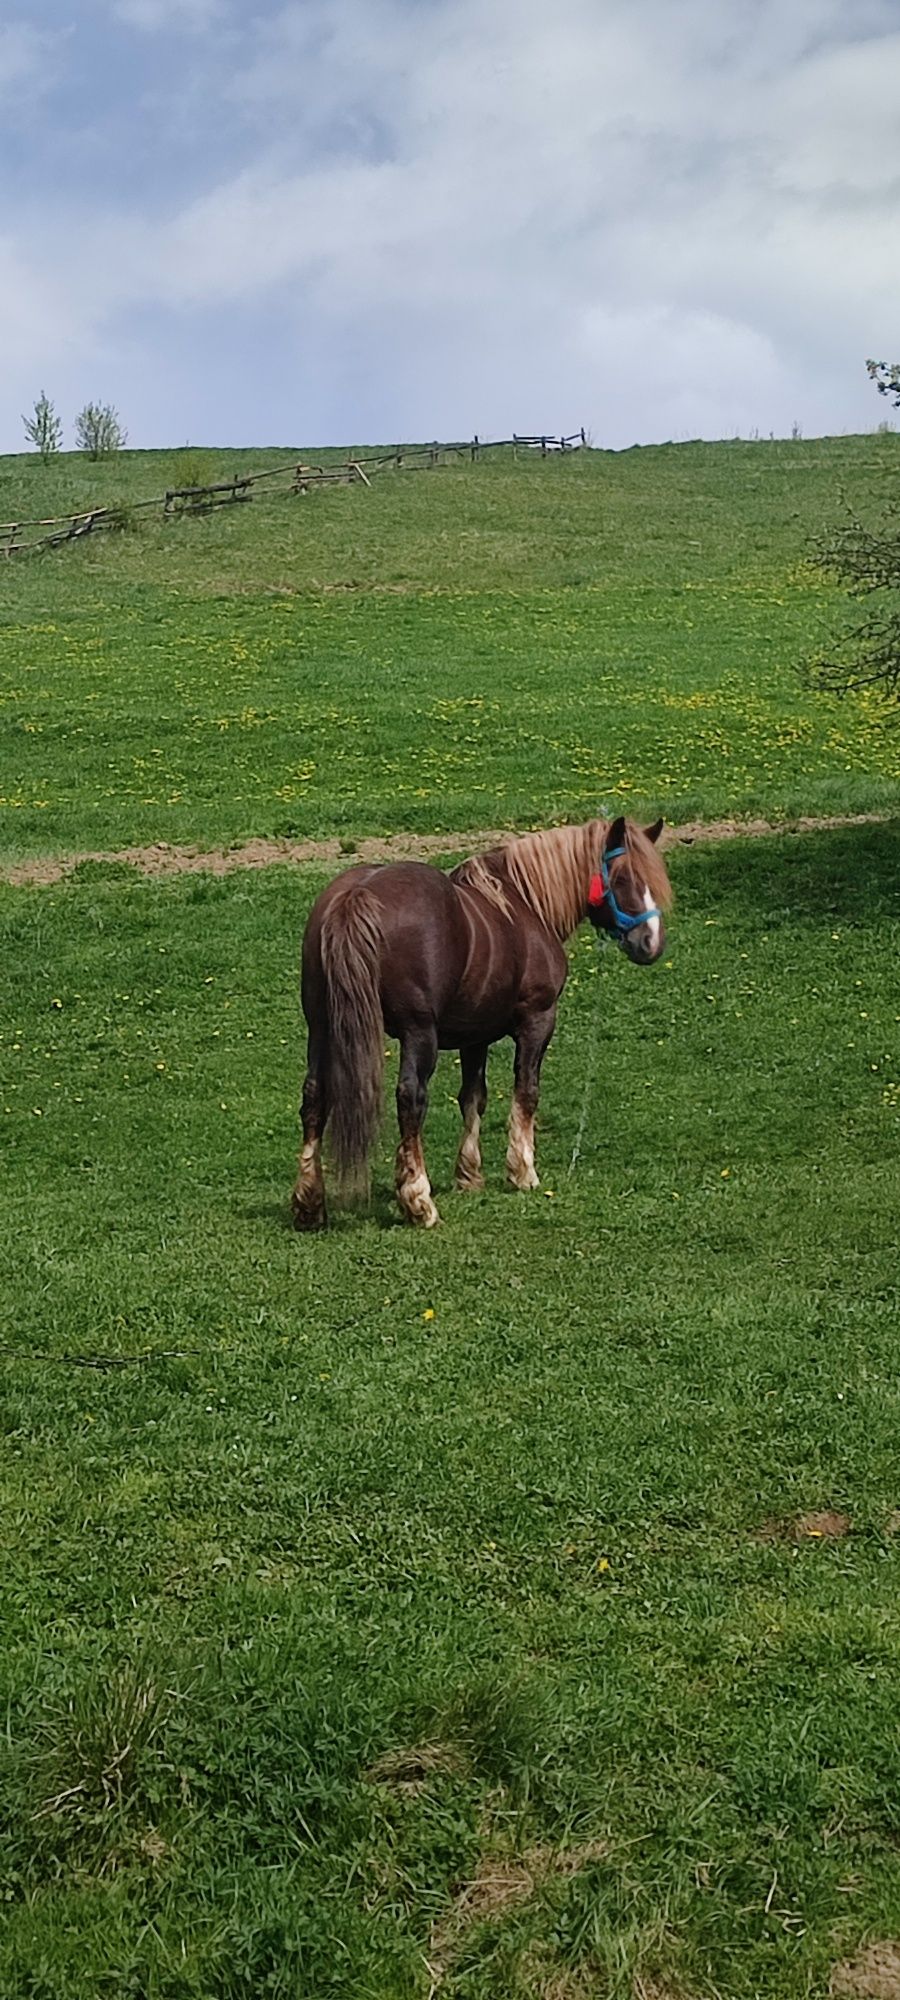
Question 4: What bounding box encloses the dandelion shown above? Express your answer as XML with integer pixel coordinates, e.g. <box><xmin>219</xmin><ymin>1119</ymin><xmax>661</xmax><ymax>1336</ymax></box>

<box><xmin>422</xmin><ymin>1308</ymin><xmax>435</xmax><ymax>1322</ymax></box>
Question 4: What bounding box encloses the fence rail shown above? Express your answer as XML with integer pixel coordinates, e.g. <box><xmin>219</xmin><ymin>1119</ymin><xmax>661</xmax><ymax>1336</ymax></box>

<box><xmin>1</xmin><ymin>430</ymin><xmax>587</xmax><ymax>557</ymax></box>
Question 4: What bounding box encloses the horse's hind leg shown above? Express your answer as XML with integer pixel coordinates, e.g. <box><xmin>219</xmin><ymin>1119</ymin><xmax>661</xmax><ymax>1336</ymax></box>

<box><xmin>507</xmin><ymin>1005</ymin><xmax>557</xmax><ymax>1192</ymax></box>
<box><xmin>455</xmin><ymin>1042</ymin><xmax>488</xmax><ymax>1191</ymax></box>
<box><xmin>292</xmin><ymin>1032</ymin><xmax>329</xmax><ymax>1231</ymax></box>
<box><xmin>396</xmin><ymin>1024</ymin><xmax>440</xmax><ymax>1227</ymax></box>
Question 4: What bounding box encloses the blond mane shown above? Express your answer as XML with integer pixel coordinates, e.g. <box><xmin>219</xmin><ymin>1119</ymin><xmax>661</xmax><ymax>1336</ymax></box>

<box><xmin>452</xmin><ymin>818</ymin><xmax>672</xmax><ymax>939</ymax></box>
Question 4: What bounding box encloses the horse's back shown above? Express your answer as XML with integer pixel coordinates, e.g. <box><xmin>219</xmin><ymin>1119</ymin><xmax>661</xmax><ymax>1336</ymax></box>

<box><xmin>303</xmin><ymin>861</ymin><xmax>469</xmax><ymax>1027</ymax></box>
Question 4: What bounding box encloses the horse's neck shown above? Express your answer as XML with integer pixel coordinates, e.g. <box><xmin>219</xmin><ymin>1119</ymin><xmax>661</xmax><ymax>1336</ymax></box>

<box><xmin>504</xmin><ymin>821</ymin><xmax>601</xmax><ymax>939</ymax></box>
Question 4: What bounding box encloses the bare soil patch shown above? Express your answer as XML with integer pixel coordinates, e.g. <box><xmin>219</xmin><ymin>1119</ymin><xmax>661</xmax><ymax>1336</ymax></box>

<box><xmin>831</xmin><ymin>1940</ymin><xmax>900</xmax><ymax>1998</ymax></box>
<box><xmin>756</xmin><ymin>1510</ymin><xmax>851</xmax><ymax>1544</ymax></box>
<box><xmin>2</xmin><ymin>811</ymin><xmax>891</xmax><ymax>890</ymax></box>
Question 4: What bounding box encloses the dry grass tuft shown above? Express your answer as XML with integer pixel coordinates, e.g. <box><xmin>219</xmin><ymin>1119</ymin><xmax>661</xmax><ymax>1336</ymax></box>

<box><xmin>365</xmin><ymin>1739</ymin><xmax>470</xmax><ymax>1794</ymax></box>
<box><xmin>426</xmin><ymin>1838</ymin><xmax>609</xmax><ymax>1991</ymax></box>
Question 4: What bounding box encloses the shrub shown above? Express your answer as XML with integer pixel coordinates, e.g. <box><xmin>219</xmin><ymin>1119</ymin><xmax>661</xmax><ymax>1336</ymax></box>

<box><xmin>174</xmin><ymin>450</ymin><xmax>216</xmax><ymax>492</ymax></box>
<box><xmin>75</xmin><ymin>403</ymin><xmax>127</xmax><ymax>460</ymax></box>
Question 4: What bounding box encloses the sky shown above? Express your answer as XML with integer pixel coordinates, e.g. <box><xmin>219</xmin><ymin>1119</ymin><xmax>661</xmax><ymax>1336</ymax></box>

<box><xmin>2</xmin><ymin>0</ymin><xmax>899</xmax><ymax>451</ymax></box>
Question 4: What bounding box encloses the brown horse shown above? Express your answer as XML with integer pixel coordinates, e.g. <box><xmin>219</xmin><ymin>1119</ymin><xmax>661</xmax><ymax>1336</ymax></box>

<box><xmin>292</xmin><ymin>815</ymin><xmax>672</xmax><ymax>1229</ymax></box>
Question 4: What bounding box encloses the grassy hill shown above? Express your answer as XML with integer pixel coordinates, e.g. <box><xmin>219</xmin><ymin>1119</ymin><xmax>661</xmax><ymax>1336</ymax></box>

<box><xmin>2</xmin><ymin>437</ymin><xmax>900</xmax><ymax>1998</ymax></box>
<box><xmin>1</xmin><ymin>435</ymin><xmax>899</xmax><ymax>862</ymax></box>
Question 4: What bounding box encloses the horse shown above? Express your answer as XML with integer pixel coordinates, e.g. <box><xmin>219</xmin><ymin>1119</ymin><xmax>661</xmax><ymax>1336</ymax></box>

<box><xmin>291</xmin><ymin>814</ymin><xmax>672</xmax><ymax>1230</ymax></box>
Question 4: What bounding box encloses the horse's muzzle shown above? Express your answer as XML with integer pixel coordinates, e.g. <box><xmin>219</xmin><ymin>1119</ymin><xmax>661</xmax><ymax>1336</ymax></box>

<box><xmin>623</xmin><ymin>923</ymin><xmax>666</xmax><ymax>965</ymax></box>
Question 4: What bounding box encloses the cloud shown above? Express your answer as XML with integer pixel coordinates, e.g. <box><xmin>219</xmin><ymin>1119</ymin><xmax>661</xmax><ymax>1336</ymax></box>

<box><xmin>0</xmin><ymin>21</ymin><xmax>61</xmax><ymax>101</ymax></box>
<box><xmin>0</xmin><ymin>237</ymin><xmax>87</xmax><ymax>377</ymax></box>
<box><xmin>769</xmin><ymin>30</ymin><xmax>900</xmax><ymax>195</ymax></box>
<box><xmin>110</xmin><ymin>0</ymin><xmax>226</xmax><ymax>30</ymax></box>
<box><xmin>575</xmin><ymin>307</ymin><xmax>788</xmax><ymax>443</ymax></box>
<box><xmin>2</xmin><ymin>0</ymin><xmax>899</xmax><ymax>446</ymax></box>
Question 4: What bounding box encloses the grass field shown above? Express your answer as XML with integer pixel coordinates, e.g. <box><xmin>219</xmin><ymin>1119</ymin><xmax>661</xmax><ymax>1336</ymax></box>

<box><xmin>2</xmin><ymin>437</ymin><xmax>899</xmax><ymax>863</ymax></box>
<box><xmin>2</xmin><ymin>828</ymin><xmax>899</xmax><ymax>1997</ymax></box>
<box><xmin>1</xmin><ymin>437</ymin><xmax>899</xmax><ymax>1997</ymax></box>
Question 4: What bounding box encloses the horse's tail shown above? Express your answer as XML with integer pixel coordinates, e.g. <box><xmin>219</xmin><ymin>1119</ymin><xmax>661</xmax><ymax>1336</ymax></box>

<box><xmin>320</xmin><ymin>884</ymin><xmax>384</xmax><ymax>1194</ymax></box>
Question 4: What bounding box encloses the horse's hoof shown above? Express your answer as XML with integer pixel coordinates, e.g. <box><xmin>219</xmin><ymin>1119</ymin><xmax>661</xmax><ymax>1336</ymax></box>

<box><xmin>400</xmin><ymin>1197</ymin><xmax>441</xmax><ymax>1228</ymax></box>
<box><xmin>455</xmin><ymin>1172</ymin><xmax>485</xmax><ymax>1193</ymax></box>
<box><xmin>506</xmin><ymin>1169</ymin><xmax>539</xmax><ymax>1192</ymax></box>
<box><xmin>291</xmin><ymin>1192</ymin><xmax>327</xmax><ymax>1231</ymax></box>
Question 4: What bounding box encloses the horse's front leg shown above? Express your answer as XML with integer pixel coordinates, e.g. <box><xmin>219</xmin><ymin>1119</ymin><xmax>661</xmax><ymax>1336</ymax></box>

<box><xmin>507</xmin><ymin>1005</ymin><xmax>557</xmax><ymax>1192</ymax></box>
<box><xmin>292</xmin><ymin>1032</ymin><xmax>329</xmax><ymax>1230</ymax></box>
<box><xmin>396</xmin><ymin>1024</ymin><xmax>440</xmax><ymax>1227</ymax></box>
<box><xmin>455</xmin><ymin>1042</ymin><xmax>488</xmax><ymax>1191</ymax></box>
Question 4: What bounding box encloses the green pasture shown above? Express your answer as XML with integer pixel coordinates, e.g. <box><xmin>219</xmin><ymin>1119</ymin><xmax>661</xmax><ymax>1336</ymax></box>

<box><xmin>1</xmin><ymin>435</ymin><xmax>899</xmax><ymax>862</ymax></box>
<box><xmin>1</xmin><ymin>824</ymin><xmax>899</xmax><ymax>1997</ymax></box>
<box><xmin>2</xmin><ymin>436</ymin><xmax>899</xmax><ymax>1995</ymax></box>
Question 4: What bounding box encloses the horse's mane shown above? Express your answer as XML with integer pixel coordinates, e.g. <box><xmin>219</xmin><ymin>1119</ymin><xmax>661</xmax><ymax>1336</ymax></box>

<box><xmin>452</xmin><ymin>819</ymin><xmax>672</xmax><ymax>939</ymax></box>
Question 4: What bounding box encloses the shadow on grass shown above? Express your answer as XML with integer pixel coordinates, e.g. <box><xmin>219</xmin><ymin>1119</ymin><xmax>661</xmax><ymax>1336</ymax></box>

<box><xmin>677</xmin><ymin>818</ymin><xmax>900</xmax><ymax>930</ymax></box>
<box><xmin>255</xmin><ymin>1185</ymin><xmax>412</xmax><ymax>1235</ymax></box>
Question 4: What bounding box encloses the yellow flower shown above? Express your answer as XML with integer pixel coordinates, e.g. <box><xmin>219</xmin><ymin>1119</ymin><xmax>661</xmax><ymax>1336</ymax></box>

<box><xmin>422</xmin><ymin>1308</ymin><xmax>435</xmax><ymax>1322</ymax></box>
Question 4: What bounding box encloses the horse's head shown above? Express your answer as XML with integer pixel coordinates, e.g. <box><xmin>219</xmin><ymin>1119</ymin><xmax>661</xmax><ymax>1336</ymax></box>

<box><xmin>587</xmin><ymin>816</ymin><xmax>670</xmax><ymax>964</ymax></box>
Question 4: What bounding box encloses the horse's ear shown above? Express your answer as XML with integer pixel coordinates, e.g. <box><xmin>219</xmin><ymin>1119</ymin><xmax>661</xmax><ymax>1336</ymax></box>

<box><xmin>644</xmin><ymin>817</ymin><xmax>664</xmax><ymax>845</ymax></box>
<box><xmin>606</xmin><ymin>815</ymin><xmax>627</xmax><ymax>851</ymax></box>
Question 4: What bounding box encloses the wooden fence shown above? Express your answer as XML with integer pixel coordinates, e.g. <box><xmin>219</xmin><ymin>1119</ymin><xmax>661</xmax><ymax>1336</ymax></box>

<box><xmin>1</xmin><ymin>430</ymin><xmax>587</xmax><ymax>558</ymax></box>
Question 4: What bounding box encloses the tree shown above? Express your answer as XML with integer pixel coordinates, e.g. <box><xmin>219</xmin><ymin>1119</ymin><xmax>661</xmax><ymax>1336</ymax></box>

<box><xmin>808</xmin><ymin>362</ymin><xmax>900</xmax><ymax>704</ymax></box>
<box><xmin>23</xmin><ymin>391</ymin><xmax>63</xmax><ymax>462</ymax></box>
<box><xmin>75</xmin><ymin>402</ymin><xmax>127</xmax><ymax>460</ymax></box>
<box><xmin>866</xmin><ymin>359</ymin><xmax>900</xmax><ymax>406</ymax></box>
<box><xmin>811</xmin><ymin>508</ymin><xmax>900</xmax><ymax>703</ymax></box>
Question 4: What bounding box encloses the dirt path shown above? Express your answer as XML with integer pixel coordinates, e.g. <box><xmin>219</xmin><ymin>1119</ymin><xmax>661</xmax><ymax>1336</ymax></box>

<box><xmin>0</xmin><ymin>811</ymin><xmax>892</xmax><ymax>889</ymax></box>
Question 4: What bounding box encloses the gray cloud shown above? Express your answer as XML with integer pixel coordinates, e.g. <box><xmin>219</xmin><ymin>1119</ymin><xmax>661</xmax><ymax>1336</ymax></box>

<box><xmin>3</xmin><ymin>0</ymin><xmax>899</xmax><ymax>447</ymax></box>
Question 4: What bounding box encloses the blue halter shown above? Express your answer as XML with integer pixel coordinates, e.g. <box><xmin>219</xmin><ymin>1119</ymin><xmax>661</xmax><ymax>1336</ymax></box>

<box><xmin>588</xmin><ymin>845</ymin><xmax>661</xmax><ymax>941</ymax></box>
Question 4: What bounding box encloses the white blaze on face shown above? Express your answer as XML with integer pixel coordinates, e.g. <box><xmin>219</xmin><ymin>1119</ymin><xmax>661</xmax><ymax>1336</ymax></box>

<box><xmin>642</xmin><ymin>886</ymin><xmax>661</xmax><ymax>953</ymax></box>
